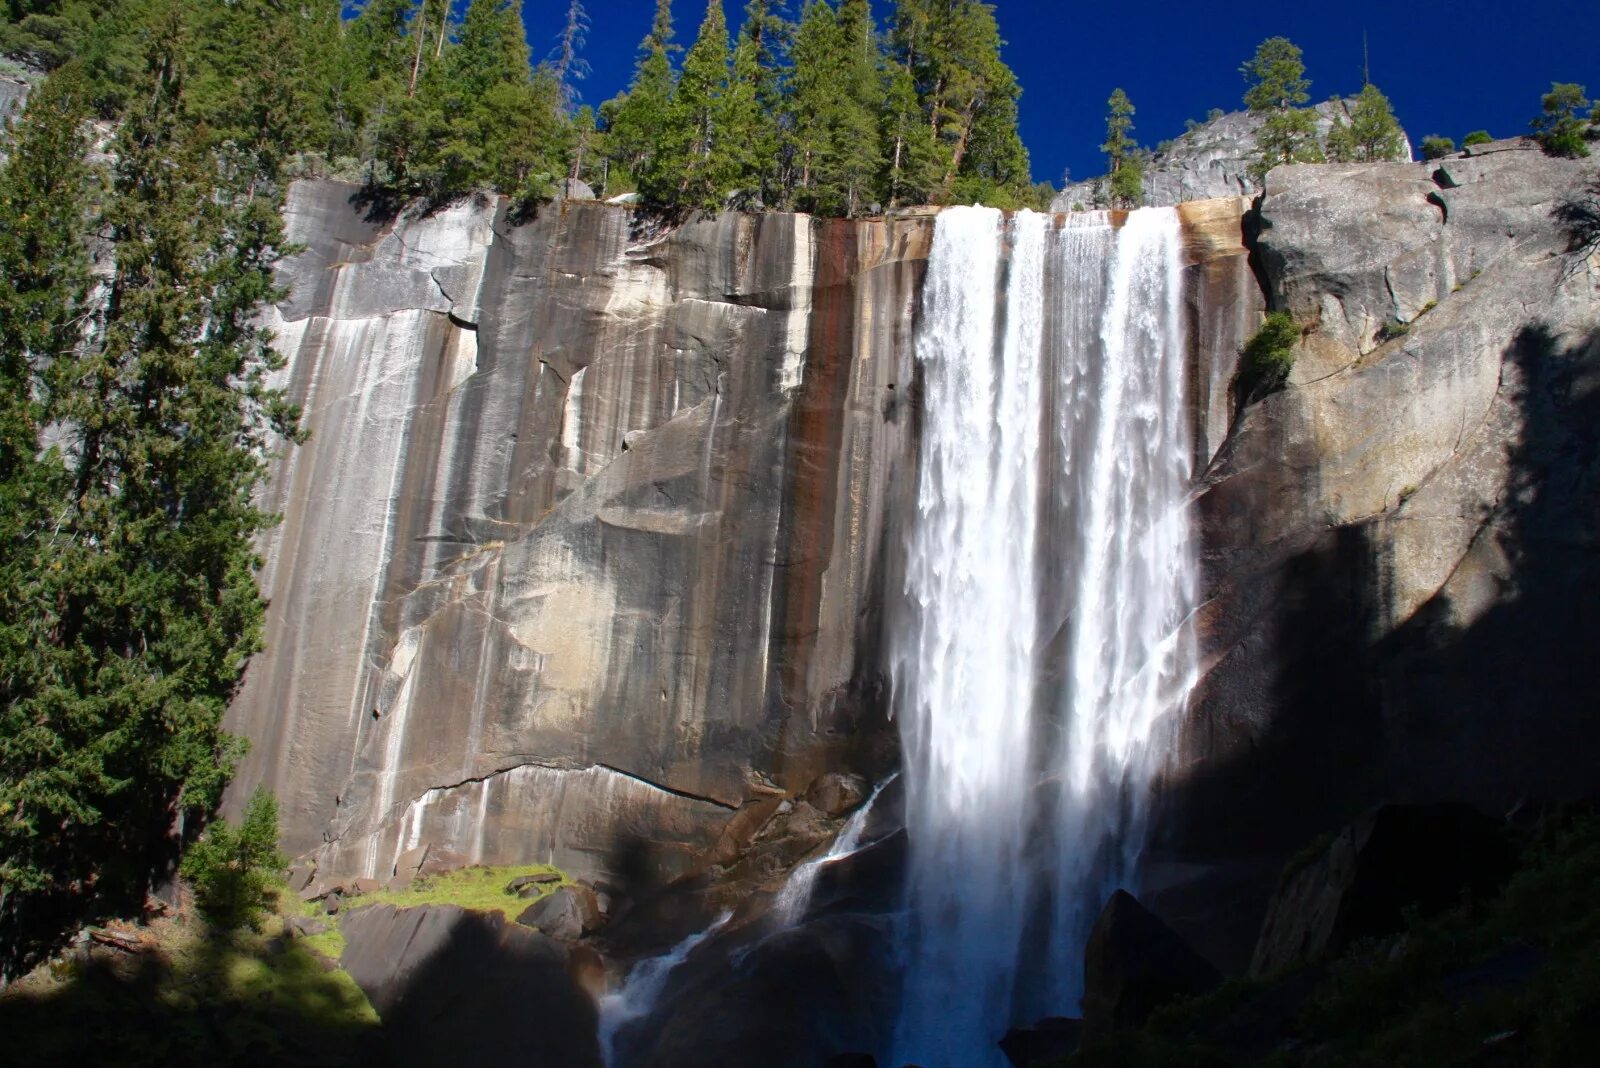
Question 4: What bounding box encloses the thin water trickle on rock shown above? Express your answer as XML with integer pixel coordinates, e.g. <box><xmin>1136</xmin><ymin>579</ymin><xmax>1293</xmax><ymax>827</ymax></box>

<box><xmin>891</xmin><ymin>206</ymin><xmax>1196</xmax><ymax>1065</ymax></box>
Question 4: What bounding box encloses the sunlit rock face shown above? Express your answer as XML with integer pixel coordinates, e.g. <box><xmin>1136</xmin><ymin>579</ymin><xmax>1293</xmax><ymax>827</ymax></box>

<box><xmin>227</xmin><ymin>184</ymin><xmax>930</xmax><ymax>889</ymax></box>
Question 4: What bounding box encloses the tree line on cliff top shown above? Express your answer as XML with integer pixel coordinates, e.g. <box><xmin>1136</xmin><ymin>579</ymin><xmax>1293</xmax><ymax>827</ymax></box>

<box><xmin>3</xmin><ymin>0</ymin><xmax>1042</xmax><ymax>215</ymax></box>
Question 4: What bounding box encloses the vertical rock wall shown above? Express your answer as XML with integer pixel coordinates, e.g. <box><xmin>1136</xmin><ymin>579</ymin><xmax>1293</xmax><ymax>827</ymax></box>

<box><xmin>226</xmin><ymin>184</ymin><xmax>932</xmax><ymax>887</ymax></box>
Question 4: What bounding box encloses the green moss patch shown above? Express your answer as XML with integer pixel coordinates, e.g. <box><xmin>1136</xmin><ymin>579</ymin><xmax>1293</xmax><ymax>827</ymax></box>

<box><xmin>350</xmin><ymin>863</ymin><xmax>568</xmax><ymax>918</ymax></box>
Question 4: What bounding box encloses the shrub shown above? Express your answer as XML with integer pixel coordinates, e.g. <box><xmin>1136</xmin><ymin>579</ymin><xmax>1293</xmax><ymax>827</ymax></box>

<box><xmin>179</xmin><ymin>789</ymin><xmax>287</xmax><ymax>932</ymax></box>
<box><xmin>1533</xmin><ymin>82</ymin><xmax>1591</xmax><ymax>158</ymax></box>
<box><xmin>1462</xmin><ymin>129</ymin><xmax>1493</xmax><ymax>146</ymax></box>
<box><xmin>1236</xmin><ymin>311</ymin><xmax>1299</xmax><ymax>399</ymax></box>
<box><xmin>1419</xmin><ymin>134</ymin><xmax>1455</xmax><ymax>160</ymax></box>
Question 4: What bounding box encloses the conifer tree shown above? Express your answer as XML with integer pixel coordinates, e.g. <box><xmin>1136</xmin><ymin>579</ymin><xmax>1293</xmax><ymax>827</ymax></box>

<box><xmin>1242</xmin><ymin>36</ymin><xmax>1321</xmax><ymax>180</ymax></box>
<box><xmin>604</xmin><ymin>0</ymin><xmax>678</xmax><ymax>191</ymax></box>
<box><xmin>1325</xmin><ymin>82</ymin><xmax>1404</xmax><ymax>163</ymax></box>
<box><xmin>0</xmin><ymin>8</ymin><xmax>298</xmax><ymax>971</ymax></box>
<box><xmin>662</xmin><ymin>0</ymin><xmax>733</xmax><ymax>210</ymax></box>
<box><xmin>549</xmin><ymin>0</ymin><xmax>591</xmax><ymax>113</ymax></box>
<box><xmin>1102</xmin><ymin>88</ymin><xmax>1135</xmax><ymax>174</ymax></box>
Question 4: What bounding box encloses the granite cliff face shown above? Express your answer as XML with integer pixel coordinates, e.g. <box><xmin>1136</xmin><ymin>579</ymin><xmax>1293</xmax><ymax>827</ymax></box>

<box><xmin>229</xmin><ymin>185</ymin><xmax>933</xmax><ymax>892</ymax></box>
<box><xmin>229</xmin><ymin>141</ymin><xmax>1599</xmax><ymax>1006</ymax></box>
<box><xmin>226</xmin><ymin>186</ymin><xmax>1259</xmax><ymax>906</ymax></box>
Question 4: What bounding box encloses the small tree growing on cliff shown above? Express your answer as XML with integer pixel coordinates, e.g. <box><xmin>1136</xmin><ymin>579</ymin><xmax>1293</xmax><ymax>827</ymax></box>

<box><xmin>1101</xmin><ymin>88</ymin><xmax>1142</xmax><ymax>207</ymax></box>
<box><xmin>1533</xmin><ymin>82</ymin><xmax>1591</xmax><ymax>158</ymax></box>
<box><xmin>1242</xmin><ymin>37</ymin><xmax>1321</xmax><ymax>181</ymax></box>
<box><xmin>1325</xmin><ymin>83</ymin><xmax>1405</xmax><ymax>163</ymax></box>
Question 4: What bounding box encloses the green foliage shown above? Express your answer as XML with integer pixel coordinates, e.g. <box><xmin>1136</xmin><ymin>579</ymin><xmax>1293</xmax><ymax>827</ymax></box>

<box><xmin>0</xmin><ymin>7</ymin><xmax>299</xmax><ymax>974</ymax></box>
<box><xmin>1237</xmin><ymin>311</ymin><xmax>1299</xmax><ymax>398</ymax></box>
<box><xmin>1241</xmin><ymin>36</ymin><xmax>1310</xmax><ymax>113</ymax></box>
<box><xmin>356</xmin><ymin>863</ymin><xmax>568</xmax><ymax>915</ymax></box>
<box><xmin>1101</xmin><ymin>87</ymin><xmax>1135</xmax><ymax>172</ymax></box>
<box><xmin>0</xmin><ymin>904</ymin><xmax>376</xmax><ymax>1064</ymax></box>
<box><xmin>1533</xmin><ymin>81</ymin><xmax>1591</xmax><ymax>158</ymax></box>
<box><xmin>1419</xmin><ymin>134</ymin><xmax>1456</xmax><ymax>160</ymax></box>
<box><xmin>1065</xmin><ymin>817</ymin><xmax>1600</xmax><ymax>1068</ymax></box>
<box><xmin>1241</xmin><ymin>37</ymin><xmax>1320</xmax><ymax>180</ymax></box>
<box><xmin>1108</xmin><ymin>156</ymin><xmax>1142</xmax><ymax>208</ymax></box>
<box><xmin>1462</xmin><ymin>129</ymin><xmax>1493</xmax><ymax>146</ymax></box>
<box><xmin>1325</xmin><ymin>83</ymin><xmax>1405</xmax><ymax>163</ymax></box>
<box><xmin>179</xmin><ymin>789</ymin><xmax>287</xmax><ymax>931</ymax></box>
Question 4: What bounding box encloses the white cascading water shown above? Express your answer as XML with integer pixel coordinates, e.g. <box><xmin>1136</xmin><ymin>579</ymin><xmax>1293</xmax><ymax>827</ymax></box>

<box><xmin>891</xmin><ymin>206</ymin><xmax>1195</xmax><ymax>1065</ymax></box>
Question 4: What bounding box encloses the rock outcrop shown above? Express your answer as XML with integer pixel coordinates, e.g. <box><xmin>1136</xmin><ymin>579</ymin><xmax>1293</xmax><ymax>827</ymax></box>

<box><xmin>1054</xmin><ymin>99</ymin><xmax>1413</xmax><ymax>211</ymax></box>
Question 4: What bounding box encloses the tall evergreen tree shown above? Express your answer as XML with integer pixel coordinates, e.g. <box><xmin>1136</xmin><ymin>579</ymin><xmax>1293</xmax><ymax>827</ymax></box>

<box><xmin>660</xmin><ymin>0</ymin><xmax>733</xmax><ymax>210</ymax></box>
<box><xmin>1242</xmin><ymin>36</ymin><xmax>1321</xmax><ymax>180</ymax></box>
<box><xmin>603</xmin><ymin>0</ymin><xmax>678</xmax><ymax>191</ymax></box>
<box><xmin>549</xmin><ymin>0</ymin><xmax>591</xmax><ymax>113</ymax></box>
<box><xmin>1102</xmin><ymin>88</ymin><xmax>1135</xmax><ymax>173</ymax></box>
<box><xmin>0</xmin><ymin>7</ymin><xmax>298</xmax><ymax>972</ymax></box>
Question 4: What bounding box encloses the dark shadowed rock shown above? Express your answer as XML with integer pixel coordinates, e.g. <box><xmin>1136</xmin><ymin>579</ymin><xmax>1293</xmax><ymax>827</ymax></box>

<box><xmin>999</xmin><ymin>1017</ymin><xmax>1082</xmax><ymax>1067</ymax></box>
<box><xmin>340</xmin><ymin>904</ymin><xmax>600</xmax><ymax>1067</ymax></box>
<box><xmin>806</xmin><ymin>773</ymin><xmax>869</xmax><ymax>818</ymax></box>
<box><xmin>620</xmin><ymin>915</ymin><xmax>898</xmax><ymax>1068</ymax></box>
<box><xmin>823</xmin><ymin>1055</ymin><xmax>878</xmax><ymax>1068</ymax></box>
<box><xmin>517</xmin><ymin>883</ymin><xmax>603</xmax><ymax>940</ymax></box>
<box><xmin>1251</xmin><ymin>803</ymin><xmax>1516</xmax><ymax>976</ymax></box>
<box><xmin>506</xmin><ymin>871</ymin><xmax>563</xmax><ymax>897</ymax></box>
<box><xmin>1083</xmin><ymin>891</ymin><xmax>1221</xmax><ymax>1035</ymax></box>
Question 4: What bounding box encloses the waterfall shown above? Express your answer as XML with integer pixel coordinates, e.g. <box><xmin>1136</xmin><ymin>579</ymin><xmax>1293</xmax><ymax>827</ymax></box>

<box><xmin>891</xmin><ymin>207</ymin><xmax>1195</xmax><ymax>1064</ymax></box>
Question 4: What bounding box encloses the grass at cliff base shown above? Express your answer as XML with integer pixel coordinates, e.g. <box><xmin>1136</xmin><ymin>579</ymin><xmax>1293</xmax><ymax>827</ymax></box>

<box><xmin>0</xmin><ymin>906</ymin><xmax>378</xmax><ymax>1066</ymax></box>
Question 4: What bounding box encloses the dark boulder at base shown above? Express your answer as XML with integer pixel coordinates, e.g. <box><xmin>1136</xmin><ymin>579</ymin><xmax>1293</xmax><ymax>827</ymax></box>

<box><xmin>1083</xmin><ymin>890</ymin><xmax>1222</xmax><ymax>1035</ymax></box>
<box><xmin>822</xmin><ymin>1055</ymin><xmax>878</xmax><ymax>1068</ymax></box>
<box><xmin>621</xmin><ymin>914</ymin><xmax>898</xmax><ymax>1068</ymax></box>
<box><xmin>339</xmin><ymin>904</ymin><xmax>600</xmax><ymax>1067</ymax></box>
<box><xmin>999</xmin><ymin>1017</ymin><xmax>1082</xmax><ymax>1067</ymax></box>
<box><xmin>1251</xmin><ymin>802</ymin><xmax>1516</xmax><ymax>976</ymax></box>
<box><xmin>517</xmin><ymin>883</ymin><xmax>604</xmax><ymax>940</ymax></box>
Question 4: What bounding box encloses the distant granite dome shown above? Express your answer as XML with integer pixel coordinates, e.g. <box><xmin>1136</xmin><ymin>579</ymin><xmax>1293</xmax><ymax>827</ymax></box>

<box><xmin>1052</xmin><ymin>98</ymin><xmax>1414</xmax><ymax>211</ymax></box>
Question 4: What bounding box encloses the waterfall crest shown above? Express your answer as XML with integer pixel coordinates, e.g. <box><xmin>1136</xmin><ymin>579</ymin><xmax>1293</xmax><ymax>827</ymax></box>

<box><xmin>891</xmin><ymin>206</ymin><xmax>1196</xmax><ymax>1064</ymax></box>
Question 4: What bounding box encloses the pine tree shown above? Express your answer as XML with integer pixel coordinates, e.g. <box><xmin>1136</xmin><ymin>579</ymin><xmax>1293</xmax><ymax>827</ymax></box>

<box><xmin>1242</xmin><ymin>36</ymin><xmax>1321</xmax><ymax>180</ymax></box>
<box><xmin>603</xmin><ymin>0</ymin><xmax>678</xmax><ymax>193</ymax></box>
<box><xmin>0</xmin><ymin>10</ymin><xmax>298</xmax><ymax>972</ymax></box>
<box><xmin>1533</xmin><ymin>82</ymin><xmax>1591</xmax><ymax>159</ymax></box>
<box><xmin>886</xmin><ymin>0</ymin><xmax>1030</xmax><ymax>207</ymax></box>
<box><xmin>1102</xmin><ymin>88</ymin><xmax>1135</xmax><ymax>173</ymax></box>
<box><xmin>549</xmin><ymin>0</ymin><xmax>591</xmax><ymax>113</ymax></box>
<box><xmin>662</xmin><ymin>0</ymin><xmax>733</xmax><ymax>210</ymax></box>
<box><xmin>1326</xmin><ymin>82</ymin><xmax>1404</xmax><ymax>163</ymax></box>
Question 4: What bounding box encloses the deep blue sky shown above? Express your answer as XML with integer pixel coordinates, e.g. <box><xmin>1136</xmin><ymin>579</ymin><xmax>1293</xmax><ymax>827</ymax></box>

<box><xmin>516</xmin><ymin>0</ymin><xmax>1599</xmax><ymax>185</ymax></box>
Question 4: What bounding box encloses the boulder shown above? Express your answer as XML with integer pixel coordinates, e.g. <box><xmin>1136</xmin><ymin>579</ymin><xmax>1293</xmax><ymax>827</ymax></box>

<box><xmin>417</xmin><ymin>848</ymin><xmax>468</xmax><ymax>878</ymax></box>
<box><xmin>285</xmin><ymin>862</ymin><xmax>316</xmax><ymax>893</ymax></box>
<box><xmin>506</xmin><ymin>871</ymin><xmax>563</xmax><ymax>897</ymax></box>
<box><xmin>389</xmin><ymin>844</ymin><xmax>428</xmax><ymax>890</ymax></box>
<box><xmin>350</xmin><ymin>877</ymin><xmax>382</xmax><ymax>895</ymax></box>
<box><xmin>805</xmin><ymin>773</ymin><xmax>869</xmax><ymax>818</ymax></box>
<box><xmin>516</xmin><ymin>883</ymin><xmax>602</xmax><ymax>940</ymax></box>
<box><xmin>999</xmin><ymin>1018</ymin><xmax>1082</xmax><ymax>1067</ymax></box>
<box><xmin>340</xmin><ymin>903</ymin><xmax>600</xmax><ymax>1066</ymax></box>
<box><xmin>1250</xmin><ymin>803</ymin><xmax>1516</xmax><ymax>976</ymax></box>
<box><xmin>1083</xmin><ymin>891</ymin><xmax>1221</xmax><ymax>1035</ymax></box>
<box><xmin>286</xmin><ymin>915</ymin><xmax>328</xmax><ymax>938</ymax></box>
<box><xmin>323</xmin><ymin>892</ymin><xmax>343</xmax><ymax>916</ymax></box>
